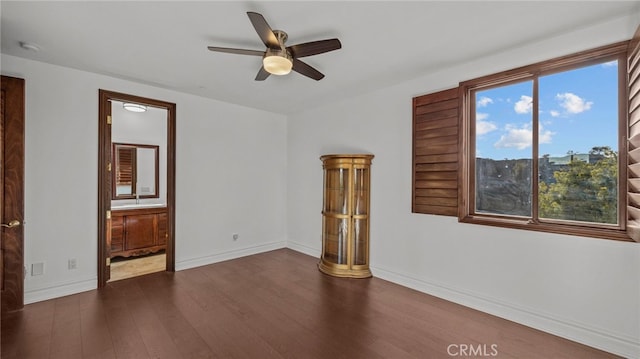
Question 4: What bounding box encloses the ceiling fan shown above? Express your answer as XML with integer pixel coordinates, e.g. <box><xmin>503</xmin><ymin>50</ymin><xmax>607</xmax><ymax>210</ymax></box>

<box><xmin>207</xmin><ymin>11</ymin><xmax>341</xmax><ymax>81</ymax></box>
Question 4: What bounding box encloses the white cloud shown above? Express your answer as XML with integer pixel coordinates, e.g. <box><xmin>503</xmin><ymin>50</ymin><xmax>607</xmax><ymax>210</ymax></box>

<box><xmin>477</xmin><ymin>121</ymin><xmax>497</xmax><ymax>135</ymax></box>
<box><xmin>477</xmin><ymin>96</ymin><xmax>493</xmax><ymax>107</ymax></box>
<box><xmin>601</xmin><ymin>60</ymin><xmax>617</xmax><ymax>68</ymax></box>
<box><xmin>495</xmin><ymin>124</ymin><xmax>531</xmax><ymax>150</ymax></box>
<box><xmin>540</xmin><ymin>125</ymin><xmax>553</xmax><ymax>145</ymax></box>
<box><xmin>550</xmin><ymin>110</ymin><xmax>560</xmax><ymax>117</ymax></box>
<box><xmin>476</xmin><ymin>113</ymin><xmax>497</xmax><ymax>135</ymax></box>
<box><xmin>514</xmin><ymin>95</ymin><xmax>533</xmax><ymax>114</ymax></box>
<box><xmin>556</xmin><ymin>92</ymin><xmax>592</xmax><ymax>114</ymax></box>
<box><xmin>494</xmin><ymin>123</ymin><xmax>553</xmax><ymax>150</ymax></box>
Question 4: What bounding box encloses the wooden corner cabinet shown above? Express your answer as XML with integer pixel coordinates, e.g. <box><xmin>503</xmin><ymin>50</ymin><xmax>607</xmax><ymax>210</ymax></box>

<box><xmin>319</xmin><ymin>154</ymin><xmax>374</xmax><ymax>278</ymax></box>
<box><xmin>110</xmin><ymin>206</ymin><xmax>167</xmax><ymax>258</ymax></box>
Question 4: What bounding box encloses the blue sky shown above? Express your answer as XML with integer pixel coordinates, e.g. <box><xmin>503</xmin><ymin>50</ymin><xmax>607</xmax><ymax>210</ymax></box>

<box><xmin>475</xmin><ymin>60</ymin><xmax>619</xmax><ymax>160</ymax></box>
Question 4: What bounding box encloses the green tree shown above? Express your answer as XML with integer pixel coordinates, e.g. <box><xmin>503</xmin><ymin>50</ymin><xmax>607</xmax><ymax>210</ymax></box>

<box><xmin>539</xmin><ymin>146</ymin><xmax>617</xmax><ymax>224</ymax></box>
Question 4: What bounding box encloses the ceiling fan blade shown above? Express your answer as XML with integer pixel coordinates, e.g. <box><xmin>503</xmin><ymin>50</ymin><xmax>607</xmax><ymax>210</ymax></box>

<box><xmin>292</xmin><ymin>59</ymin><xmax>325</xmax><ymax>81</ymax></box>
<box><xmin>255</xmin><ymin>66</ymin><xmax>270</xmax><ymax>81</ymax></box>
<box><xmin>247</xmin><ymin>12</ymin><xmax>279</xmax><ymax>49</ymax></box>
<box><xmin>207</xmin><ymin>46</ymin><xmax>265</xmax><ymax>56</ymax></box>
<box><xmin>287</xmin><ymin>39</ymin><xmax>342</xmax><ymax>58</ymax></box>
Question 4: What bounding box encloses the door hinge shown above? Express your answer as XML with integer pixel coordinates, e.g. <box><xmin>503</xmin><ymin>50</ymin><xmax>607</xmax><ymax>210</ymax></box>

<box><xmin>107</xmin><ymin>162</ymin><xmax>111</xmax><ymax>172</ymax></box>
<box><xmin>107</xmin><ymin>115</ymin><xmax>112</xmax><ymax>125</ymax></box>
<box><xmin>106</xmin><ymin>210</ymin><xmax>111</xmax><ymax>220</ymax></box>
<box><xmin>106</xmin><ymin>257</ymin><xmax>111</xmax><ymax>266</ymax></box>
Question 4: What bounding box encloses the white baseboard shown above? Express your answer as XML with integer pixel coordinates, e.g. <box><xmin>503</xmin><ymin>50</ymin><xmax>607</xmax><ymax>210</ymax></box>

<box><xmin>286</xmin><ymin>240</ymin><xmax>320</xmax><ymax>258</ymax></box>
<box><xmin>175</xmin><ymin>240</ymin><xmax>287</xmax><ymax>271</ymax></box>
<box><xmin>370</xmin><ymin>264</ymin><xmax>640</xmax><ymax>359</ymax></box>
<box><xmin>24</xmin><ymin>241</ymin><xmax>287</xmax><ymax>305</ymax></box>
<box><xmin>25</xmin><ymin>277</ymin><xmax>96</xmax><ymax>304</ymax></box>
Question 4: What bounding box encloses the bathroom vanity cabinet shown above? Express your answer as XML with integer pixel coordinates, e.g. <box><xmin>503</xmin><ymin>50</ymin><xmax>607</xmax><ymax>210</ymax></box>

<box><xmin>110</xmin><ymin>206</ymin><xmax>167</xmax><ymax>258</ymax></box>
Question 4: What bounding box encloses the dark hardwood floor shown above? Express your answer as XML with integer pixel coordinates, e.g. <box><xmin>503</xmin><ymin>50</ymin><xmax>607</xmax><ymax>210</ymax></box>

<box><xmin>2</xmin><ymin>249</ymin><xmax>617</xmax><ymax>358</ymax></box>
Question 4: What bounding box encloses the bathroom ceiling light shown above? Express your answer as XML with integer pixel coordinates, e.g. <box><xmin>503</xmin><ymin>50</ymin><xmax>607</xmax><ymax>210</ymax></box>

<box><xmin>123</xmin><ymin>103</ymin><xmax>147</xmax><ymax>112</ymax></box>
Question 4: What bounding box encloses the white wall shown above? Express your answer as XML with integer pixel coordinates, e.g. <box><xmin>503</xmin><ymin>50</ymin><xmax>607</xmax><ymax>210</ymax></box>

<box><xmin>1</xmin><ymin>54</ymin><xmax>288</xmax><ymax>303</ymax></box>
<box><xmin>287</xmin><ymin>14</ymin><xmax>640</xmax><ymax>358</ymax></box>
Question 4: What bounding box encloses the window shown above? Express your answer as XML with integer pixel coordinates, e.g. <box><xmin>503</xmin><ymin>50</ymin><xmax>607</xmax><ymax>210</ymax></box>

<box><xmin>459</xmin><ymin>42</ymin><xmax>630</xmax><ymax>240</ymax></box>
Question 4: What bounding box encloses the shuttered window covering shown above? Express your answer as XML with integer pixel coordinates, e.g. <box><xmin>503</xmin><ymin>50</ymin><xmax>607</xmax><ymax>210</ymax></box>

<box><xmin>412</xmin><ymin>87</ymin><xmax>459</xmax><ymax>216</ymax></box>
<box><xmin>116</xmin><ymin>147</ymin><xmax>134</xmax><ymax>185</ymax></box>
<box><xmin>627</xmin><ymin>27</ymin><xmax>640</xmax><ymax>242</ymax></box>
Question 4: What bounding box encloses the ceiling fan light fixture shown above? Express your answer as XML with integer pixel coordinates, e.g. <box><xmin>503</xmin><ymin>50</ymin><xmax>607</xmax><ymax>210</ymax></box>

<box><xmin>123</xmin><ymin>103</ymin><xmax>147</xmax><ymax>112</ymax></box>
<box><xmin>263</xmin><ymin>52</ymin><xmax>293</xmax><ymax>75</ymax></box>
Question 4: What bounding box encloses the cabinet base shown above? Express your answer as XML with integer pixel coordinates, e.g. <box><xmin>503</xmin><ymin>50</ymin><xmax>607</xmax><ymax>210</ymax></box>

<box><xmin>111</xmin><ymin>245</ymin><xmax>166</xmax><ymax>259</ymax></box>
<box><xmin>318</xmin><ymin>260</ymin><xmax>372</xmax><ymax>278</ymax></box>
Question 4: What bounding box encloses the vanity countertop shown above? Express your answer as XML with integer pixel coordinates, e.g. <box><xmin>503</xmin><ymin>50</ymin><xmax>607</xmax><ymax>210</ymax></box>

<box><xmin>111</xmin><ymin>203</ymin><xmax>166</xmax><ymax>210</ymax></box>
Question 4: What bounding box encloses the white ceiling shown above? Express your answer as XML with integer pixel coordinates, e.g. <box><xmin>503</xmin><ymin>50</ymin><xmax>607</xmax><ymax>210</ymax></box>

<box><xmin>2</xmin><ymin>1</ymin><xmax>639</xmax><ymax>115</ymax></box>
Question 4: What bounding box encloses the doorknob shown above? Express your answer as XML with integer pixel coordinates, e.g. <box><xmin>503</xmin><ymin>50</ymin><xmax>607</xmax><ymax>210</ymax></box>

<box><xmin>1</xmin><ymin>220</ymin><xmax>20</xmax><ymax>228</ymax></box>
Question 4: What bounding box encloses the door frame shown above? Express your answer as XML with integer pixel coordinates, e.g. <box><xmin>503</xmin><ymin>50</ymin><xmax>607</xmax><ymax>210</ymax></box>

<box><xmin>97</xmin><ymin>90</ymin><xmax>176</xmax><ymax>288</ymax></box>
<box><xmin>1</xmin><ymin>76</ymin><xmax>25</xmax><ymax>311</ymax></box>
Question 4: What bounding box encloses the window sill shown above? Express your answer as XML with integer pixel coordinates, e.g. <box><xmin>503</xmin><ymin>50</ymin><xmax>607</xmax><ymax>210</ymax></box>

<box><xmin>459</xmin><ymin>215</ymin><xmax>634</xmax><ymax>242</ymax></box>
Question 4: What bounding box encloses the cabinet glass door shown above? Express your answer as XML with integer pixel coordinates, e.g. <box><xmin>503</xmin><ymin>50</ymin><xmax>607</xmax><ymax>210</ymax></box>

<box><xmin>324</xmin><ymin>168</ymin><xmax>349</xmax><ymax>214</ymax></box>
<box><xmin>353</xmin><ymin>218</ymin><xmax>368</xmax><ymax>265</ymax></box>
<box><xmin>322</xmin><ymin>216</ymin><xmax>349</xmax><ymax>264</ymax></box>
<box><xmin>353</xmin><ymin>168</ymin><xmax>369</xmax><ymax>215</ymax></box>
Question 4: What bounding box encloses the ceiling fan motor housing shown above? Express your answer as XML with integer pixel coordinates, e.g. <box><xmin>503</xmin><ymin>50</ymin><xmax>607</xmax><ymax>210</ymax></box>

<box><xmin>264</xmin><ymin>47</ymin><xmax>292</xmax><ymax>61</ymax></box>
<box><xmin>272</xmin><ymin>30</ymin><xmax>289</xmax><ymax>46</ymax></box>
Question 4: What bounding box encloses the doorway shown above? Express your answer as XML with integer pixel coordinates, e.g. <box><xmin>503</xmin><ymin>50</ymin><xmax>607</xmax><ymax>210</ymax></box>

<box><xmin>97</xmin><ymin>90</ymin><xmax>176</xmax><ymax>288</ymax></box>
<box><xmin>1</xmin><ymin>76</ymin><xmax>25</xmax><ymax>311</ymax></box>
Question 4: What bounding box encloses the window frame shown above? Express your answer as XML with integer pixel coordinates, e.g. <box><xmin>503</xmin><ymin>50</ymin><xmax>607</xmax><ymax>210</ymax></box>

<box><xmin>458</xmin><ymin>41</ymin><xmax>631</xmax><ymax>241</ymax></box>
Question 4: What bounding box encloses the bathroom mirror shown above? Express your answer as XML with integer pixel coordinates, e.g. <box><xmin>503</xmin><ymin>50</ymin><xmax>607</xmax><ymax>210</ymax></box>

<box><xmin>112</xmin><ymin>143</ymin><xmax>159</xmax><ymax>199</ymax></box>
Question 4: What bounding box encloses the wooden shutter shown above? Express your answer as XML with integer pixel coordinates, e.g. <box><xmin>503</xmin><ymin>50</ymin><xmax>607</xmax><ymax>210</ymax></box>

<box><xmin>412</xmin><ymin>88</ymin><xmax>459</xmax><ymax>216</ymax></box>
<box><xmin>115</xmin><ymin>146</ymin><xmax>135</xmax><ymax>186</ymax></box>
<box><xmin>628</xmin><ymin>26</ymin><xmax>640</xmax><ymax>242</ymax></box>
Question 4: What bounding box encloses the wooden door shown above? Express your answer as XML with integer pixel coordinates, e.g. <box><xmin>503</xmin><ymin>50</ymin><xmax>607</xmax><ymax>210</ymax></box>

<box><xmin>1</xmin><ymin>76</ymin><xmax>25</xmax><ymax>312</ymax></box>
<box><xmin>104</xmin><ymin>101</ymin><xmax>112</xmax><ymax>282</ymax></box>
<box><xmin>98</xmin><ymin>91</ymin><xmax>112</xmax><ymax>285</ymax></box>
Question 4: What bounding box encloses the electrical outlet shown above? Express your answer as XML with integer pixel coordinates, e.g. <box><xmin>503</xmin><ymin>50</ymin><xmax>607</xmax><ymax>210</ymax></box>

<box><xmin>232</xmin><ymin>233</ymin><xmax>239</xmax><ymax>241</ymax></box>
<box><xmin>68</xmin><ymin>258</ymin><xmax>77</xmax><ymax>270</ymax></box>
<box><xmin>31</xmin><ymin>262</ymin><xmax>44</xmax><ymax>276</ymax></box>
